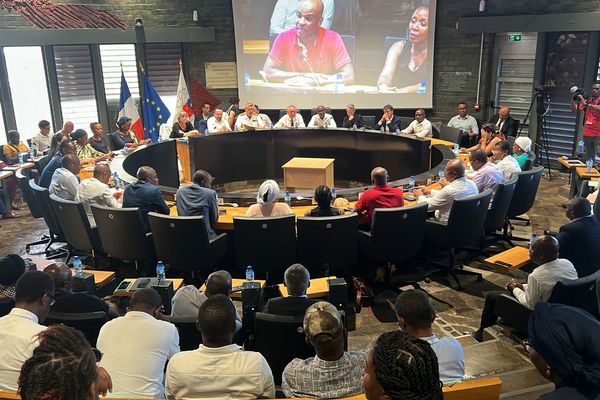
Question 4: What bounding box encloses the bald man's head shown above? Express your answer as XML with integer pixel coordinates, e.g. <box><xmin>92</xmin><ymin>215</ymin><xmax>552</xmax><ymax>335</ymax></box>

<box><xmin>205</xmin><ymin>270</ymin><xmax>232</xmax><ymax>297</ymax></box>
<box><xmin>93</xmin><ymin>164</ymin><xmax>112</xmax><ymax>184</ymax></box>
<box><xmin>566</xmin><ymin>197</ymin><xmax>592</xmax><ymax>220</ymax></box>
<box><xmin>43</xmin><ymin>262</ymin><xmax>73</xmax><ymax>293</ymax></box>
<box><xmin>529</xmin><ymin>235</ymin><xmax>559</xmax><ymax>266</ymax></box>
<box><xmin>371</xmin><ymin>167</ymin><xmax>388</xmax><ymax>186</ymax></box>
<box><xmin>444</xmin><ymin>159</ymin><xmax>465</xmax><ymax>182</ymax></box>
<box><xmin>299</xmin><ymin>0</ymin><xmax>324</xmax><ymax>16</ymax></box>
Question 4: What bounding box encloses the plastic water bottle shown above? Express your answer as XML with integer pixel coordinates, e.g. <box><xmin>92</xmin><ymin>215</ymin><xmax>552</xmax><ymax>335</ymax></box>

<box><xmin>408</xmin><ymin>176</ymin><xmax>415</xmax><ymax>193</ymax></box>
<box><xmin>438</xmin><ymin>168</ymin><xmax>445</xmax><ymax>181</ymax></box>
<box><xmin>324</xmin><ymin>121</ymin><xmax>328</xmax><ymax>129</ymax></box>
<box><xmin>453</xmin><ymin>145</ymin><xmax>460</xmax><ymax>156</ymax></box>
<box><xmin>17</xmin><ymin>152</ymin><xmax>23</xmax><ymax>165</ymax></box>
<box><xmin>245</xmin><ymin>265</ymin><xmax>255</xmax><ymax>281</ymax></box>
<box><xmin>395</xmin><ymin>128</ymin><xmax>400</xmax><ymax>135</ymax></box>
<box><xmin>380</xmin><ymin>124</ymin><xmax>385</xmax><ymax>134</ymax></box>
<box><xmin>269</xmin><ymin>122</ymin><xmax>273</xmax><ymax>130</ymax></box>
<box><xmin>331</xmin><ymin>188</ymin><xmax>337</xmax><ymax>200</ymax></box>
<box><xmin>112</xmin><ymin>172</ymin><xmax>121</xmax><ymax>189</ymax></box>
<box><xmin>284</xmin><ymin>191</ymin><xmax>291</xmax><ymax>207</ymax></box>
<box><xmin>157</xmin><ymin>135</ymin><xmax>163</xmax><ymax>143</ymax></box>
<box><xmin>29</xmin><ymin>147</ymin><xmax>35</xmax><ymax>159</ymax></box>
<box><xmin>352</xmin><ymin>123</ymin><xmax>357</xmax><ymax>131</ymax></box>
<box><xmin>72</xmin><ymin>256</ymin><xmax>83</xmax><ymax>276</ymax></box>
<box><xmin>123</xmin><ymin>146</ymin><xmax>129</xmax><ymax>155</ymax></box>
<box><xmin>586</xmin><ymin>158</ymin><xmax>594</xmax><ymax>173</ymax></box>
<box><xmin>578</xmin><ymin>140</ymin><xmax>585</xmax><ymax>155</ymax></box>
<box><xmin>335</xmin><ymin>72</ymin><xmax>344</xmax><ymax>93</ymax></box>
<box><xmin>417</xmin><ymin>80</ymin><xmax>426</xmax><ymax>94</ymax></box>
<box><xmin>156</xmin><ymin>261</ymin><xmax>166</xmax><ymax>281</ymax></box>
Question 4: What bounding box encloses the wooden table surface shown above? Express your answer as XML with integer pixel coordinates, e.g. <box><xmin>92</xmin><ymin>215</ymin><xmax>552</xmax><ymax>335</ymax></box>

<box><xmin>576</xmin><ymin>166</ymin><xmax>600</xmax><ymax>179</ymax></box>
<box><xmin>2</xmin><ymin>162</ymin><xmax>35</xmax><ymax>171</ymax></box>
<box><xmin>483</xmin><ymin>246</ymin><xmax>531</xmax><ymax>270</ymax></box>
<box><xmin>557</xmin><ymin>156</ymin><xmax>585</xmax><ymax>169</ymax></box>
<box><xmin>278</xmin><ymin>276</ymin><xmax>336</xmax><ymax>298</ymax></box>
<box><xmin>0</xmin><ymin>170</ymin><xmax>13</xmax><ymax>180</ymax></box>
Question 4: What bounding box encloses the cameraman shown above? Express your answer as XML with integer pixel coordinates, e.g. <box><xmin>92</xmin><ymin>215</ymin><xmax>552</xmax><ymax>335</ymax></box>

<box><xmin>571</xmin><ymin>81</ymin><xmax>600</xmax><ymax>161</ymax></box>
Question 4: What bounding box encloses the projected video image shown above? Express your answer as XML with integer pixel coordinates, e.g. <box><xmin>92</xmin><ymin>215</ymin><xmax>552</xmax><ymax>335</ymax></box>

<box><xmin>232</xmin><ymin>0</ymin><xmax>436</xmax><ymax>109</ymax></box>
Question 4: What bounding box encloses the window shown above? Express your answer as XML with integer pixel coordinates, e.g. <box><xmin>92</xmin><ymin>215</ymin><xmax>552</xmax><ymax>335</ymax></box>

<box><xmin>0</xmin><ymin>102</ymin><xmax>6</xmax><ymax>143</ymax></box>
<box><xmin>100</xmin><ymin>44</ymin><xmax>140</xmax><ymax>124</ymax></box>
<box><xmin>3</xmin><ymin>46</ymin><xmax>52</xmax><ymax>141</ymax></box>
<box><xmin>54</xmin><ymin>45</ymin><xmax>99</xmax><ymax>132</ymax></box>
<box><xmin>145</xmin><ymin>43</ymin><xmax>183</xmax><ymax>125</ymax></box>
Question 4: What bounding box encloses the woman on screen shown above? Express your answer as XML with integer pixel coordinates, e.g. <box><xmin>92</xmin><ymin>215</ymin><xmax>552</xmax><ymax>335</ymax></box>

<box><xmin>377</xmin><ymin>6</ymin><xmax>429</xmax><ymax>93</ymax></box>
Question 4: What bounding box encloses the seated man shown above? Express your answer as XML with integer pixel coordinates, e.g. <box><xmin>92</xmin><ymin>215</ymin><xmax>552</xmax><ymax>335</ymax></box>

<box><xmin>206</xmin><ymin>107</ymin><xmax>232</xmax><ymax>134</ymax></box>
<box><xmin>274</xmin><ymin>105</ymin><xmax>306</xmax><ymax>128</ymax></box>
<box><xmin>353</xmin><ymin>167</ymin><xmax>404</xmax><ymax>227</ymax></box>
<box><xmin>97</xmin><ymin>288</ymin><xmax>179</xmax><ymax>399</ymax></box>
<box><xmin>31</xmin><ymin>120</ymin><xmax>52</xmax><ymax>154</ymax></box>
<box><xmin>489</xmin><ymin>106</ymin><xmax>518</xmax><ymax>137</ymax></box>
<box><xmin>49</xmin><ymin>154</ymin><xmax>81</xmax><ymax>201</ymax></box>
<box><xmin>394</xmin><ymin>289</ymin><xmax>464</xmax><ymax>383</ymax></box>
<box><xmin>0</xmin><ymin>271</ymin><xmax>54</xmax><ymax>391</ymax></box>
<box><xmin>341</xmin><ymin>104</ymin><xmax>364</xmax><ymax>129</ymax></box>
<box><xmin>166</xmin><ymin>294</ymin><xmax>275</xmax><ymax>399</ymax></box>
<box><xmin>76</xmin><ymin>164</ymin><xmax>122</xmax><ymax>227</ymax></box>
<box><xmin>448</xmin><ymin>102</ymin><xmax>479</xmax><ymax>148</ymax></box>
<box><xmin>556</xmin><ymin>197</ymin><xmax>600</xmax><ymax>277</ymax></box>
<box><xmin>235</xmin><ymin>102</ymin><xmax>261</xmax><ymax>131</ymax></box>
<box><xmin>308</xmin><ymin>105</ymin><xmax>337</xmax><ymax>128</ymax></box>
<box><xmin>176</xmin><ymin>169</ymin><xmax>219</xmax><ymax>238</ymax></box>
<box><xmin>282</xmin><ymin>301</ymin><xmax>367</xmax><ymax>398</ymax></box>
<box><xmin>401</xmin><ymin>108</ymin><xmax>432</xmax><ymax>138</ymax></box>
<box><xmin>43</xmin><ymin>263</ymin><xmax>118</xmax><ymax>318</ymax></box>
<box><xmin>123</xmin><ymin>166</ymin><xmax>170</xmax><ymax>230</ymax></box>
<box><xmin>263</xmin><ymin>0</ymin><xmax>354</xmax><ymax>86</ymax></box>
<box><xmin>39</xmin><ymin>139</ymin><xmax>77</xmax><ymax>188</ymax></box>
<box><xmin>375</xmin><ymin>104</ymin><xmax>402</xmax><ymax>133</ymax></box>
<box><xmin>263</xmin><ymin>264</ymin><xmax>318</xmax><ymax>316</ymax></box>
<box><xmin>492</xmin><ymin>140</ymin><xmax>521</xmax><ymax>181</ymax></box>
<box><xmin>474</xmin><ymin>235</ymin><xmax>578</xmax><ymax>341</ymax></box>
<box><xmin>169</xmin><ymin>270</ymin><xmax>242</xmax><ymax>332</ymax></box>
<box><xmin>2</xmin><ymin>130</ymin><xmax>29</xmax><ymax>164</ymax></box>
<box><xmin>415</xmin><ymin>159</ymin><xmax>478</xmax><ymax>223</ymax></box>
<box><xmin>469</xmin><ymin>149</ymin><xmax>503</xmax><ymax>193</ymax></box>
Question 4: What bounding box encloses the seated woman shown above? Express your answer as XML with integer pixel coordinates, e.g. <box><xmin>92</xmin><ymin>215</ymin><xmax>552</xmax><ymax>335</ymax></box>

<box><xmin>89</xmin><ymin>122</ymin><xmax>112</xmax><ymax>154</ymax></box>
<box><xmin>377</xmin><ymin>6</ymin><xmax>429</xmax><ymax>93</ymax></box>
<box><xmin>513</xmin><ymin>136</ymin><xmax>532</xmax><ymax>169</ymax></box>
<box><xmin>461</xmin><ymin>123</ymin><xmax>505</xmax><ymax>155</ymax></box>
<box><xmin>112</xmin><ymin>116</ymin><xmax>151</xmax><ymax>150</ymax></box>
<box><xmin>71</xmin><ymin>129</ymin><xmax>111</xmax><ymax>164</ymax></box>
<box><xmin>0</xmin><ymin>254</ymin><xmax>25</xmax><ymax>298</ymax></box>
<box><xmin>304</xmin><ymin>185</ymin><xmax>343</xmax><ymax>217</ymax></box>
<box><xmin>170</xmin><ymin>111</ymin><xmax>200</xmax><ymax>138</ymax></box>
<box><xmin>246</xmin><ymin>179</ymin><xmax>293</xmax><ymax>217</ymax></box>
<box><xmin>2</xmin><ymin>130</ymin><xmax>29</xmax><ymax>164</ymax></box>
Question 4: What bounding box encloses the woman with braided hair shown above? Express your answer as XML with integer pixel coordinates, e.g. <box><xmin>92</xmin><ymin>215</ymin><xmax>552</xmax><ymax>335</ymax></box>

<box><xmin>18</xmin><ymin>324</ymin><xmax>112</xmax><ymax>400</ymax></box>
<box><xmin>361</xmin><ymin>330</ymin><xmax>443</xmax><ymax>400</ymax></box>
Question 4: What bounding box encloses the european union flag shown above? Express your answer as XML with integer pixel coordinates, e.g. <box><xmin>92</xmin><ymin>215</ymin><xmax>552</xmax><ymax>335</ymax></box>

<box><xmin>141</xmin><ymin>72</ymin><xmax>171</xmax><ymax>142</ymax></box>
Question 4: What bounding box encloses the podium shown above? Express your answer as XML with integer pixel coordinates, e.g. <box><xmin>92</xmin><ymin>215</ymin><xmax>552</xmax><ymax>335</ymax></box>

<box><xmin>282</xmin><ymin>157</ymin><xmax>334</xmax><ymax>192</ymax></box>
<box><xmin>176</xmin><ymin>139</ymin><xmax>192</xmax><ymax>183</ymax></box>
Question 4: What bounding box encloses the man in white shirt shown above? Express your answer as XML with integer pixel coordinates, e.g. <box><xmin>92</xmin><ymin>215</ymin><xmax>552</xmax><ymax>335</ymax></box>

<box><xmin>274</xmin><ymin>105</ymin><xmax>306</xmax><ymax>128</ymax></box>
<box><xmin>235</xmin><ymin>102</ymin><xmax>261</xmax><ymax>131</ymax></box>
<box><xmin>49</xmin><ymin>154</ymin><xmax>81</xmax><ymax>201</ymax></box>
<box><xmin>97</xmin><ymin>288</ymin><xmax>179</xmax><ymax>399</ymax></box>
<box><xmin>308</xmin><ymin>105</ymin><xmax>337</xmax><ymax>128</ymax></box>
<box><xmin>207</xmin><ymin>108</ymin><xmax>232</xmax><ymax>134</ymax></box>
<box><xmin>253</xmin><ymin>104</ymin><xmax>272</xmax><ymax>128</ymax></box>
<box><xmin>415</xmin><ymin>159</ymin><xmax>479</xmax><ymax>222</ymax></box>
<box><xmin>448</xmin><ymin>102</ymin><xmax>479</xmax><ymax>148</ymax></box>
<box><xmin>0</xmin><ymin>271</ymin><xmax>54</xmax><ymax>391</ymax></box>
<box><xmin>76</xmin><ymin>164</ymin><xmax>122</xmax><ymax>227</ymax></box>
<box><xmin>54</xmin><ymin>120</ymin><xmax>74</xmax><ymax>140</ymax></box>
<box><xmin>394</xmin><ymin>290</ymin><xmax>464</xmax><ymax>384</ymax></box>
<box><xmin>401</xmin><ymin>108</ymin><xmax>432</xmax><ymax>138</ymax></box>
<box><xmin>492</xmin><ymin>140</ymin><xmax>521</xmax><ymax>181</ymax></box>
<box><xmin>474</xmin><ymin>235</ymin><xmax>578</xmax><ymax>341</ymax></box>
<box><xmin>31</xmin><ymin>120</ymin><xmax>52</xmax><ymax>154</ymax></box>
<box><xmin>166</xmin><ymin>294</ymin><xmax>275</xmax><ymax>399</ymax></box>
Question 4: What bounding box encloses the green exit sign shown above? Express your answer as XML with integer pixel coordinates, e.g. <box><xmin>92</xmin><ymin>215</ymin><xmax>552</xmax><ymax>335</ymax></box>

<box><xmin>508</xmin><ymin>33</ymin><xmax>522</xmax><ymax>42</ymax></box>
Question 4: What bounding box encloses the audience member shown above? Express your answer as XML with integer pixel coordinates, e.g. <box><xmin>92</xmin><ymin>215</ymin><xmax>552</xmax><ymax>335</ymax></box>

<box><xmin>304</xmin><ymin>185</ymin><xmax>343</xmax><ymax>216</ymax></box>
<box><xmin>31</xmin><ymin>120</ymin><xmax>52</xmax><ymax>154</ymax></box>
<box><xmin>170</xmin><ymin>111</ymin><xmax>200</xmax><ymax>138</ymax></box>
<box><xmin>353</xmin><ymin>167</ymin><xmax>404</xmax><ymax>226</ymax></box>
<box><xmin>39</xmin><ymin>139</ymin><xmax>77</xmax><ymax>188</ymax></box>
<box><xmin>361</xmin><ymin>330</ymin><xmax>443</xmax><ymax>400</ymax></box>
<box><xmin>235</xmin><ymin>102</ymin><xmax>261</xmax><ymax>131</ymax></box>
<box><xmin>253</xmin><ymin>104</ymin><xmax>272</xmax><ymax>128</ymax></box>
<box><xmin>308</xmin><ymin>105</ymin><xmax>337</xmax><ymax>128</ymax></box>
<box><xmin>394</xmin><ymin>289</ymin><xmax>464</xmax><ymax>383</ymax></box>
<box><xmin>274</xmin><ymin>105</ymin><xmax>306</xmax><ymax>128</ymax></box>
<box><xmin>0</xmin><ymin>254</ymin><xmax>26</xmax><ymax>299</ymax></box>
<box><xmin>0</xmin><ymin>271</ymin><xmax>54</xmax><ymax>391</ymax></box>
<box><xmin>216</xmin><ymin>96</ymin><xmax>240</xmax><ymax>129</ymax></box>
<box><xmin>166</xmin><ymin>294</ymin><xmax>275</xmax><ymax>399</ymax></box>
<box><xmin>89</xmin><ymin>122</ymin><xmax>112</xmax><ymax>154</ymax></box>
<box><xmin>46</xmin><ymin>130</ymin><xmax>64</xmax><ymax>159</ymax></box>
<box><xmin>71</xmin><ymin>128</ymin><xmax>110</xmax><ymax>162</ymax></box>
<box><xmin>448</xmin><ymin>102</ymin><xmax>479</xmax><ymax>148</ymax></box>
<box><xmin>375</xmin><ymin>104</ymin><xmax>402</xmax><ymax>133</ymax></box>
<box><xmin>123</xmin><ymin>166</ymin><xmax>170</xmax><ymax>230</ymax></box>
<box><xmin>112</xmin><ymin>117</ymin><xmax>150</xmax><ymax>150</ymax></box>
<box><xmin>401</xmin><ymin>108</ymin><xmax>432</xmax><ymax>138</ymax></box>
<box><xmin>528</xmin><ymin>302</ymin><xmax>600</xmax><ymax>400</ymax></box>
<box><xmin>207</xmin><ymin>107</ymin><xmax>233</xmax><ymax>133</ymax></box>
<box><xmin>2</xmin><ymin>130</ymin><xmax>29</xmax><ymax>164</ymax></box>
<box><xmin>474</xmin><ymin>235</ymin><xmax>578</xmax><ymax>341</ymax></box>
<box><xmin>513</xmin><ymin>136</ymin><xmax>532</xmax><ymax>169</ymax></box>
<box><xmin>48</xmin><ymin>154</ymin><xmax>81</xmax><ymax>201</ymax></box>
<box><xmin>199</xmin><ymin>102</ymin><xmax>211</xmax><ymax>121</ymax></box>
<box><xmin>43</xmin><ymin>263</ymin><xmax>118</xmax><ymax>317</ymax></box>
<box><xmin>469</xmin><ymin>149</ymin><xmax>503</xmax><ymax>193</ymax></box>
<box><xmin>97</xmin><ymin>288</ymin><xmax>179</xmax><ymax>399</ymax></box>
<box><xmin>415</xmin><ymin>159</ymin><xmax>478</xmax><ymax>222</ymax></box>
<box><xmin>54</xmin><ymin>121</ymin><xmax>74</xmax><ymax>139</ymax></box>
<box><xmin>489</xmin><ymin>106</ymin><xmax>518</xmax><ymax>137</ymax></box>
<box><xmin>341</xmin><ymin>104</ymin><xmax>364</xmax><ymax>129</ymax></box>
<box><xmin>492</xmin><ymin>140</ymin><xmax>521</xmax><ymax>181</ymax></box>
<box><xmin>176</xmin><ymin>169</ymin><xmax>219</xmax><ymax>238</ymax></box>
<box><xmin>246</xmin><ymin>179</ymin><xmax>293</xmax><ymax>217</ymax></box>
<box><xmin>283</xmin><ymin>301</ymin><xmax>366</xmax><ymax>398</ymax></box>
<box><xmin>263</xmin><ymin>264</ymin><xmax>318</xmax><ymax>316</ymax></box>
<box><xmin>461</xmin><ymin>122</ymin><xmax>504</xmax><ymax>154</ymax></box>
<box><xmin>76</xmin><ymin>163</ymin><xmax>122</xmax><ymax>227</ymax></box>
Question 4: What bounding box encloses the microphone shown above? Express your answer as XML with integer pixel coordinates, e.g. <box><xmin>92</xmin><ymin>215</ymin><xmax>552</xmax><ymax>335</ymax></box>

<box><xmin>299</xmin><ymin>42</ymin><xmax>321</xmax><ymax>87</ymax></box>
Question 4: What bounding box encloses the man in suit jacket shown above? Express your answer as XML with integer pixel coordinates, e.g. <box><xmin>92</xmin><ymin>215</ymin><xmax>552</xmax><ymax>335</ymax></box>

<box><xmin>488</xmin><ymin>106</ymin><xmax>518</xmax><ymax>137</ymax></box>
<box><xmin>341</xmin><ymin>104</ymin><xmax>364</xmax><ymax>129</ymax></box>
<box><xmin>557</xmin><ymin>197</ymin><xmax>600</xmax><ymax>277</ymax></box>
<box><xmin>263</xmin><ymin>264</ymin><xmax>318</xmax><ymax>316</ymax></box>
<box><xmin>375</xmin><ymin>104</ymin><xmax>402</xmax><ymax>133</ymax></box>
<box><xmin>122</xmin><ymin>166</ymin><xmax>170</xmax><ymax>230</ymax></box>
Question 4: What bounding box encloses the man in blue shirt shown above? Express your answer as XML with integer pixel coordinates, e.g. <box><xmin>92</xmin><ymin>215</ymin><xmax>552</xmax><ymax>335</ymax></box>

<box><xmin>39</xmin><ymin>140</ymin><xmax>77</xmax><ymax>188</ymax></box>
<box><xmin>123</xmin><ymin>166</ymin><xmax>169</xmax><ymax>230</ymax></box>
<box><xmin>175</xmin><ymin>170</ymin><xmax>219</xmax><ymax>238</ymax></box>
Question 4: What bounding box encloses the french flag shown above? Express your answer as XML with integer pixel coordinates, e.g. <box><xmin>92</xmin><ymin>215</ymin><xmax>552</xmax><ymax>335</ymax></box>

<box><xmin>176</xmin><ymin>67</ymin><xmax>194</xmax><ymax>126</ymax></box>
<box><xmin>118</xmin><ymin>70</ymin><xmax>144</xmax><ymax>140</ymax></box>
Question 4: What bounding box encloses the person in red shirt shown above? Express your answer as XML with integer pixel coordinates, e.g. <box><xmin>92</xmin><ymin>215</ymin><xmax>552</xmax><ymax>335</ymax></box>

<box><xmin>571</xmin><ymin>81</ymin><xmax>600</xmax><ymax>161</ymax></box>
<box><xmin>353</xmin><ymin>167</ymin><xmax>404</xmax><ymax>228</ymax></box>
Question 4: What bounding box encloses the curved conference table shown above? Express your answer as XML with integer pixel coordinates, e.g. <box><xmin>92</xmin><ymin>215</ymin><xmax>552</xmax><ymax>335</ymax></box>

<box><xmin>119</xmin><ymin>128</ymin><xmax>456</xmax><ymax>201</ymax></box>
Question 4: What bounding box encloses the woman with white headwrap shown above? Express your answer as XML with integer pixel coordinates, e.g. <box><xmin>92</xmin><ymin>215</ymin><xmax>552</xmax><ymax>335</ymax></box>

<box><xmin>512</xmin><ymin>136</ymin><xmax>532</xmax><ymax>170</ymax></box>
<box><xmin>246</xmin><ymin>179</ymin><xmax>293</xmax><ymax>217</ymax></box>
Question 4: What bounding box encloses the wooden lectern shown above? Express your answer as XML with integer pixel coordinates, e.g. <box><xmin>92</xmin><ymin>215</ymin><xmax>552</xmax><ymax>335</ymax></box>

<box><xmin>282</xmin><ymin>157</ymin><xmax>334</xmax><ymax>192</ymax></box>
<box><xmin>176</xmin><ymin>139</ymin><xmax>192</xmax><ymax>183</ymax></box>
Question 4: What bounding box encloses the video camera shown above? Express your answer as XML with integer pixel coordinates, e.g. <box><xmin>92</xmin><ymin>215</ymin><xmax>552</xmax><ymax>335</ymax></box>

<box><xmin>571</xmin><ymin>86</ymin><xmax>586</xmax><ymax>102</ymax></box>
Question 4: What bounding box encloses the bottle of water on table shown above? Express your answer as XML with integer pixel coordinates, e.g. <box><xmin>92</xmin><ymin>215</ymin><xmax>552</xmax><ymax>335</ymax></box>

<box><xmin>29</xmin><ymin>147</ymin><xmax>35</xmax><ymax>160</ymax></box>
<box><xmin>246</xmin><ymin>265</ymin><xmax>255</xmax><ymax>281</ymax></box>
<box><xmin>72</xmin><ymin>256</ymin><xmax>83</xmax><ymax>276</ymax></box>
<box><xmin>112</xmin><ymin>171</ymin><xmax>122</xmax><ymax>189</ymax></box>
<box><xmin>284</xmin><ymin>191</ymin><xmax>291</xmax><ymax>207</ymax></box>
<box><xmin>17</xmin><ymin>152</ymin><xmax>23</xmax><ymax>165</ymax></box>
<box><xmin>586</xmin><ymin>158</ymin><xmax>594</xmax><ymax>173</ymax></box>
<box><xmin>156</xmin><ymin>261</ymin><xmax>166</xmax><ymax>281</ymax></box>
<box><xmin>408</xmin><ymin>176</ymin><xmax>415</xmax><ymax>193</ymax></box>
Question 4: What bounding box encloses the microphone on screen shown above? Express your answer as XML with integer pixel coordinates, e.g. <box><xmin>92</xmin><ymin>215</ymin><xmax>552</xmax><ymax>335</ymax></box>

<box><xmin>299</xmin><ymin>43</ymin><xmax>321</xmax><ymax>87</ymax></box>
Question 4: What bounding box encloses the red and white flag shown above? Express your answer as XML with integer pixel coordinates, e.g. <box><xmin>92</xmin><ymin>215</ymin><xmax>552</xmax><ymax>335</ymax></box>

<box><xmin>176</xmin><ymin>67</ymin><xmax>195</xmax><ymax>126</ymax></box>
<box><xmin>118</xmin><ymin>70</ymin><xmax>144</xmax><ymax>140</ymax></box>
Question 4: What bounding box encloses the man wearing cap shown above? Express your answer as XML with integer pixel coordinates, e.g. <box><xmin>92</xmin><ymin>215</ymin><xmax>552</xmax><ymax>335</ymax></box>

<box><xmin>512</xmin><ymin>136</ymin><xmax>532</xmax><ymax>170</ymax></box>
<box><xmin>341</xmin><ymin>104</ymin><xmax>364</xmax><ymax>129</ymax></box>
<box><xmin>282</xmin><ymin>301</ymin><xmax>367</xmax><ymax>398</ymax></box>
<box><xmin>71</xmin><ymin>129</ymin><xmax>111</xmax><ymax>163</ymax></box>
<box><xmin>263</xmin><ymin>264</ymin><xmax>319</xmax><ymax>316</ymax></box>
<box><xmin>112</xmin><ymin>117</ymin><xmax>151</xmax><ymax>150</ymax></box>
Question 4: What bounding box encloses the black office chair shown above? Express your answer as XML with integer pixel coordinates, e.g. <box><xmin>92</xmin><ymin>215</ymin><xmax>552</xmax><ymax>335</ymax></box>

<box><xmin>439</xmin><ymin>124</ymin><xmax>462</xmax><ymax>144</ymax></box>
<box><xmin>523</xmin><ymin>151</ymin><xmax>536</xmax><ymax>171</ymax></box>
<box><xmin>44</xmin><ymin>311</ymin><xmax>108</xmax><ymax>347</ymax></box>
<box><xmin>594</xmin><ymin>190</ymin><xmax>600</xmax><ymax>220</ymax></box>
<box><xmin>28</xmin><ymin>179</ymin><xmax>68</xmax><ymax>258</ymax></box>
<box><xmin>247</xmin><ymin>312</ymin><xmax>315</xmax><ymax>386</ymax></box>
<box><xmin>49</xmin><ymin>194</ymin><xmax>103</xmax><ymax>266</ymax></box>
<box><xmin>0</xmin><ymin>297</ymin><xmax>15</xmax><ymax>317</ymax></box>
<box><xmin>503</xmin><ymin>166</ymin><xmax>543</xmax><ymax>243</ymax></box>
<box><xmin>506</xmin><ymin>136</ymin><xmax>516</xmax><ymax>147</ymax></box>
<box><xmin>148</xmin><ymin>213</ymin><xmax>228</xmax><ymax>282</ymax></box>
<box><xmin>430</xmin><ymin>121</ymin><xmax>441</xmax><ymax>138</ymax></box>
<box><xmin>296</xmin><ymin>213</ymin><xmax>358</xmax><ymax>277</ymax></box>
<box><xmin>484</xmin><ymin>178</ymin><xmax>517</xmax><ymax>247</ymax></box>
<box><xmin>15</xmin><ymin>169</ymin><xmax>50</xmax><ymax>252</ymax></box>
<box><xmin>173</xmin><ymin>321</ymin><xmax>203</xmax><ymax>351</ymax></box>
<box><xmin>91</xmin><ymin>204</ymin><xmax>156</xmax><ymax>275</ymax></box>
<box><xmin>548</xmin><ymin>269</ymin><xmax>600</xmax><ymax>319</ymax></box>
<box><xmin>233</xmin><ymin>215</ymin><xmax>296</xmax><ymax>281</ymax></box>
<box><xmin>398</xmin><ymin>116</ymin><xmax>413</xmax><ymax>131</ymax></box>
<box><xmin>362</xmin><ymin>115</ymin><xmax>376</xmax><ymax>130</ymax></box>
<box><xmin>425</xmin><ymin>190</ymin><xmax>493</xmax><ymax>289</ymax></box>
